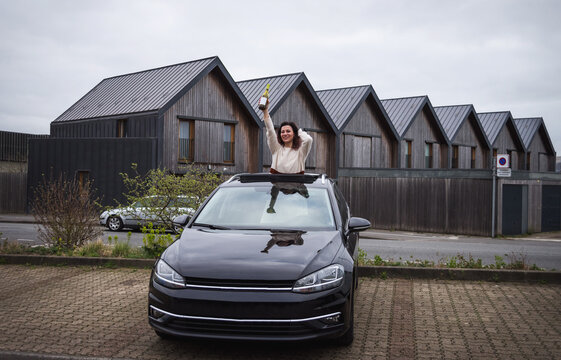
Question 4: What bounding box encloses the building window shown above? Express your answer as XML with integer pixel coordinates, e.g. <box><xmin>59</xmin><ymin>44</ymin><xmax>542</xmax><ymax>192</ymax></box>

<box><xmin>179</xmin><ymin>120</ymin><xmax>194</xmax><ymax>162</ymax></box>
<box><xmin>507</xmin><ymin>150</ymin><xmax>513</xmax><ymax>169</ymax></box>
<box><xmin>117</xmin><ymin>119</ymin><xmax>127</xmax><ymax>138</ymax></box>
<box><xmin>223</xmin><ymin>124</ymin><xmax>235</xmax><ymax>163</ymax></box>
<box><xmin>406</xmin><ymin>141</ymin><xmax>412</xmax><ymax>168</ymax></box>
<box><xmin>452</xmin><ymin>145</ymin><xmax>459</xmax><ymax>168</ymax></box>
<box><xmin>425</xmin><ymin>142</ymin><xmax>433</xmax><ymax>168</ymax></box>
<box><xmin>527</xmin><ymin>152</ymin><xmax>531</xmax><ymax>171</ymax></box>
<box><xmin>471</xmin><ymin>147</ymin><xmax>476</xmax><ymax>169</ymax></box>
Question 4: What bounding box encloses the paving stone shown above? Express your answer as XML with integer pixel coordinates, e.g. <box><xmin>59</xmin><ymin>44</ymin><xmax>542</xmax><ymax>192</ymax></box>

<box><xmin>0</xmin><ymin>265</ymin><xmax>560</xmax><ymax>359</ymax></box>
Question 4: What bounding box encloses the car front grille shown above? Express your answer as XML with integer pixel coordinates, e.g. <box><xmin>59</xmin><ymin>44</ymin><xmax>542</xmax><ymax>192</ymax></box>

<box><xmin>183</xmin><ymin>277</ymin><xmax>294</xmax><ymax>291</ymax></box>
<box><xmin>168</xmin><ymin>317</ymin><xmax>312</xmax><ymax>337</ymax></box>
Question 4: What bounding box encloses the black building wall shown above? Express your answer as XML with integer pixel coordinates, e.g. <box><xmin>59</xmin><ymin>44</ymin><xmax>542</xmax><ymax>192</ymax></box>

<box><xmin>50</xmin><ymin>114</ymin><xmax>159</xmax><ymax>138</ymax></box>
<box><xmin>27</xmin><ymin>138</ymin><xmax>157</xmax><ymax>209</ymax></box>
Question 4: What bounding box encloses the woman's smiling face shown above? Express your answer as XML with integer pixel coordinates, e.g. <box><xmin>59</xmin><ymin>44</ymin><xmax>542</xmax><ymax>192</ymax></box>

<box><xmin>280</xmin><ymin>125</ymin><xmax>294</xmax><ymax>145</ymax></box>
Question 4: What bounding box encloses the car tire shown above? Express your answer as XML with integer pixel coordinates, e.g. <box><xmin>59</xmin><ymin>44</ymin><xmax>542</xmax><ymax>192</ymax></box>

<box><xmin>107</xmin><ymin>216</ymin><xmax>123</xmax><ymax>231</ymax></box>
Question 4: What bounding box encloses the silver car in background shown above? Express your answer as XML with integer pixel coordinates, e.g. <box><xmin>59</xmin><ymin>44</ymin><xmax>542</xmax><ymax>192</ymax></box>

<box><xmin>100</xmin><ymin>196</ymin><xmax>196</xmax><ymax>232</ymax></box>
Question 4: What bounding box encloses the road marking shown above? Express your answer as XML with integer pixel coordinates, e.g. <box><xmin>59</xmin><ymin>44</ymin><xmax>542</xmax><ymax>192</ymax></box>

<box><xmin>17</xmin><ymin>239</ymin><xmax>36</xmax><ymax>242</ymax></box>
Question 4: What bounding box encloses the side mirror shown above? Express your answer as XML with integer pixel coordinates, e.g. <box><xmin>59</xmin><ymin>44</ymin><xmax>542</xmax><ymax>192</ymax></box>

<box><xmin>172</xmin><ymin>214</ymin><xmax>191</xmax><ymax>229</ymax></box>
<box><xmin>348</xmin><ymin>217</ymin><xmax>371</xmax><ymax>234</ymax></box>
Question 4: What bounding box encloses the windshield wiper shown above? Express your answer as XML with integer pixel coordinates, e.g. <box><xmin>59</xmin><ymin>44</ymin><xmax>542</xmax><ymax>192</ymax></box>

<box><xmin>192</xmin><ymin>223</ymin><xmax>231</xmax><ymax>230</ymax></box>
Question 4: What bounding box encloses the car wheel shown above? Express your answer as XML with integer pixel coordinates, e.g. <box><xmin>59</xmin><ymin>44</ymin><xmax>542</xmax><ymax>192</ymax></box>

<box><xmin>107</xmin><ymin>216</ymin><xmax>123</xmax><ymax>231</ymax></box>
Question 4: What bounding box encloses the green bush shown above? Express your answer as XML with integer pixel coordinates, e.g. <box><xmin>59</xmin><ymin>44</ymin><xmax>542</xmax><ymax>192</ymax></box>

<box><xmin>141</xmin><ymin>223</ymin><xmax>178</xmax><ymax>258</ymax></box>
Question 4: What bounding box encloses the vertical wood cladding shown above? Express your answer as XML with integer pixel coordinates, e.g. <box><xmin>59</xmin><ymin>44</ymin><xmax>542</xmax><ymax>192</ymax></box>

<box><xmin>264</xmin><ymin>83</ymin><xmax>335</xmax><ymax>176</ymax></box>
<box><xmin>162</xmin><ymin>68</ymin><xmax>258</xmax><ymax>173</ymax></box>
<box><xmin>452</xmin><ymin>114</ymin><xmax>490</xmax><ymax>169</ymax></box>
<box><xmin>339</xmin><ymin>174</ymin><xmax>493</xmax><ymax>236</ymax></box>
<box><xmin>27</xmin><ymin>138</ymin><xmax>156</xmax><ymax>207</ymax></box>
<box><xmin>401</xmin><ymin>107</ymin><xmax>447</xmax><ymax>168</ymax></box>
<box><xmin>527</xmin><ymin>128</ymin><xmax>555</xmax><ymax>172</ymax></box>
<box><xmin>340</xmin><ymin>98</ymin><xmax>396</xmax><ymax>168</ymax></box>
<box><xmin>0</xmin><ymin>172</ymin><xmax>27</xmax><ymax>212</ymax></box>
<box><xmin>492</xmin><ymin>123</ymin><xmax>524</xmax><ymax>170</ymax></box>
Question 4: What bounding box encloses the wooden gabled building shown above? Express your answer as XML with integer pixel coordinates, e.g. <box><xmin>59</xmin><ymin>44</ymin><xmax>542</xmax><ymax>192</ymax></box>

<box><xmin>237</xmin><ymin>73</ymin><xmax>338</xmax><ymax>177</ymax></box>
<box><xmin>316</xmin><ymin>85</ymin><xmax>400</xmax><ymax>170</ymax></box>
<box><xmin>434</xmin><ymin>105</ymin><xmax>491</xmax><ymax>169</ymax></box>
<box><xmin>513</xmin><ymin>117</ymin><xmax>556</xmax><ymax>172</ymax></box>
<box><xmin>478</xmin><ymin>111</ymin><xmax>526</xmax><ymax>170</ymax></box>
<box><xmin>381</xmin><ymin>96</ymin><xmax>450</xmax><ymax>169</ymax></box>
<box><xmin>29</xmin><ymin>56</ymin><xmax>262</xmax><ymax>206</ymax></box>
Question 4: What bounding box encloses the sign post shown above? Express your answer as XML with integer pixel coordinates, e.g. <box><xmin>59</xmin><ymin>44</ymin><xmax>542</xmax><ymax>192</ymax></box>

<box><xmin>492</xmin><ymin>154</ymin><xmax>511</xmax><ymax>237</ymax></box>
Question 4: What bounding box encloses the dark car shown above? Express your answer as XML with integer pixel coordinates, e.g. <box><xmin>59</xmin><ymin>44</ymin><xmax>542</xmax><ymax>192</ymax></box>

<box><xmin>148</xmin><ymin>173</ymin><xmax>371</xmax><ymax>345</ymax></box>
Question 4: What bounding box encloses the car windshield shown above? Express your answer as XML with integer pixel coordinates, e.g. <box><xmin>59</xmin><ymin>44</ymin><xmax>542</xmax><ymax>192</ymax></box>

<box><xmin>193</xmin><ymin>183</ymin><xmax>336</xmax><ymax>231</ymax></box>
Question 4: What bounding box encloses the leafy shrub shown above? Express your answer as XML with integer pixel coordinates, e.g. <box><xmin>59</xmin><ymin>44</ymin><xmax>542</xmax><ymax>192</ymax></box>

<box><xmin>141</xmin><ymin>223</ymin><xmax>178</xmax><ymax>258</ymax></box>
<box><xmin>32</xmin><ymin>174</ymin><xmax>103</xmax><ymax>249</ymax></box>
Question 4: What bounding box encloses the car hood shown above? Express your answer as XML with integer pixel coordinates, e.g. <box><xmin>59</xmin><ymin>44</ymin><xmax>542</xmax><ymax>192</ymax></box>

<box><xmin>163</xmin><ymin>228</ymin><xmax>342</xmax><ymax>281</ymax></box>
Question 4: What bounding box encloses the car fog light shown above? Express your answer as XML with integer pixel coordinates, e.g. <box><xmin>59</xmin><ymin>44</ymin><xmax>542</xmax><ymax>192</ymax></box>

<box><xmin>149</xmin><ymin>306</ymin><xmax>165</xmax><ymax>319</ymax></box>
<box><xmin>321</xmin><ymin>314</ymin><xmax>341</xmax><ymax>325</ymax></box>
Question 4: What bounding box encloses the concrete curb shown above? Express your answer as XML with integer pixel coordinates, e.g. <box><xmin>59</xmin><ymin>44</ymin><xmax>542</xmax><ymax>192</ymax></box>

<box><xmin>358</xmin><ymin>265</ymin><xmax>561</xmax><ymax>283</ymax></box>
<box><xmin>1</xmin><ymin>254</ymin><xmax>560</xmax><ymax>283</ymax></box>
<box><xmin>0</xmin><ymin>254</ymin><xmax>155</xmax><ymax>269</ymax></box>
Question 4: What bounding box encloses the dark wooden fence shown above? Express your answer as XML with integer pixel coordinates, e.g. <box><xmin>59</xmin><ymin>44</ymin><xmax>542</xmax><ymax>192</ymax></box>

<box><xmin>338</xmin><ymin>168</ymin><xmax>494</xmax><ymax>236</ymax></box>
<box><xmin>0</xmin><ymin>172</ymin><xmax>27</xmax><ymax>213</ymax></box>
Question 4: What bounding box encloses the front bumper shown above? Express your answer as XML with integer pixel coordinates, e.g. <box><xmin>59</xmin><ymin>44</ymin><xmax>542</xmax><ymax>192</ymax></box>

<box><xmin>148</xmin><ymin>275</ymin><xmax>352</xmax><ymax>341</ymax></box>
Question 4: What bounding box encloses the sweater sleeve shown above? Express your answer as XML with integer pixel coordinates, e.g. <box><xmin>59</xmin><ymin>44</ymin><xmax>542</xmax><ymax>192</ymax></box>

<box><xmin>264</xmin><ymin>114</ymin><xmax>281</xmax><ymax>154</ymax></box>
<box><xmin>298</xmin><ymin>128</ymin><xmax>313</xmax><ymax>158</ymax></box>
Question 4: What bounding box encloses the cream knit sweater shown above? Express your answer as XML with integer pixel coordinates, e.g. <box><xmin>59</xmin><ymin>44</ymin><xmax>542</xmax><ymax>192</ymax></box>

<box><xmin>264</xmin><ymin>115</ymin><xmax>313</xmax><ymax>173</ymax></box>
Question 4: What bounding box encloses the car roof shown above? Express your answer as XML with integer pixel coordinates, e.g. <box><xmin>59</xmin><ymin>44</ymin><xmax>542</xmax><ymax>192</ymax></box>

<box><xmin>224</xmin><ymin>173</ymin><xmax>332</xmax><ymax>187</ymax></box>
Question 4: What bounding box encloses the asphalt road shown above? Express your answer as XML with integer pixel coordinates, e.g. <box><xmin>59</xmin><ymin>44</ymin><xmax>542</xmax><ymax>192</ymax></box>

<box><xmin>2</xmin><ymin>221</ymin><xmax>560</xmax><ymax>270</ymax></box>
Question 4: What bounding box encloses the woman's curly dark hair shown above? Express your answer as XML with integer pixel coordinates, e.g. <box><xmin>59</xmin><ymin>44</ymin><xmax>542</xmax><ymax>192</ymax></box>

<box><xmin>277</xmin><ymin>122</ymin><xmax>301</xmax><ymax>150</ymax></box>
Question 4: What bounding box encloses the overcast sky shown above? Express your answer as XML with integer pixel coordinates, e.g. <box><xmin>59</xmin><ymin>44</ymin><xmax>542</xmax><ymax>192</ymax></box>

<box><xmin>1</xmin><ymin>0</ymin><xmax>559</xmax><ymax>154</ymax></box>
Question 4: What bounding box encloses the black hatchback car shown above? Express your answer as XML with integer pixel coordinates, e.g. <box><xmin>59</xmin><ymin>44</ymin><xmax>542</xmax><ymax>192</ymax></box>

<box><xmin>148</xmin><ymin>173</ymin><xmax>371</xmax><ymax>345</ymax></box>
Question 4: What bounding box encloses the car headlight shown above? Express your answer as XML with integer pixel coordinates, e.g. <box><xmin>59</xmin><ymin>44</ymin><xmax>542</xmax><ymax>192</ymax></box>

<box><xmin>154</xmin><ymin>260</ymin><xmax>186</xmax><ymax>288</ymax></box>
<box><xmin>293</xmin><ymin>264</ymin><xmax>344</xmax><ymax>293</ymax></box>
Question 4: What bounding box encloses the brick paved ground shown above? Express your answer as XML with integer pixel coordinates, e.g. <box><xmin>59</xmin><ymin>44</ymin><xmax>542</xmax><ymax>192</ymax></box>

<box><xmin>0</xmin><ymin>264</ymin><xmax>560</xmax><ymax>360</ymax></box>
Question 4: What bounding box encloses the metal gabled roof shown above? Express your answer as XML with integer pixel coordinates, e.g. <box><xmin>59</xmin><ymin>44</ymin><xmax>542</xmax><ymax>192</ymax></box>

<box><xmin>54</xmin><ymin>56</ymin><xmax>218</xmax><ymax>122</ymax></box>
<box><xmin>316</xmin><ymin>85</ymin><xmax>399</xmax><ymax>141</ymax></box>
<box><xmin>434</xmin><ymin>104</ymin><xmax>491</xmax><ymax>149</ymax></box>
<box><xmin>433</xmin><ymin>105</ymin><xmax>472</xmax><ymax>141</ymax></box>
<box><xmin>316</xmin><ymin>85</ymin><xmax>370</xmax><ymax>130</ymax></box>
<box><xmin>380</xmin><ymin>96</ymin><xmax>426</xmax><ymax>136</ymax></box>
<box><xmin>478</xmin><ymin>111</ymin><xmax>511</xmax><ymax>145</ymax></box>
<box><xmin>478</xmin><ymin>111</ymin><xmax>525</xmax><ymax>151</ymax></box>
<box><xmin>513</xmin><ymin>118</ymin><xmax>542</xmax><ymax>149</ymax></box>
<box><xmin>237</xmin><ymin>73</ymin><xmax>337</xmax><ymax>133</ymax></box>
<box><xmin>237</xmin><ymin>73</ymin><xmax>302</xmax><ymax>118</ymax></box>
<box><xmin>514</xmin><ymin>117</ymin><xmax>555</xmax><ymax>153</ymax></box>
<box><xmin>381</xmin><ymin>96</ymin><xmax>449</xmax><ymax>147</ymax></box>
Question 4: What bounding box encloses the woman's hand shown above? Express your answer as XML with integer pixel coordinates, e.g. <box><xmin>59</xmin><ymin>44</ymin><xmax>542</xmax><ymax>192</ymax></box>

<box><xmin>260</xmin><ymin>99</ymin><xmax>270</xmax><ymax>119</ymax></box>
<box><xmin>260</xmin><ymin>99</ymin><xmax>269</xmax><ymax>112</ymax></box>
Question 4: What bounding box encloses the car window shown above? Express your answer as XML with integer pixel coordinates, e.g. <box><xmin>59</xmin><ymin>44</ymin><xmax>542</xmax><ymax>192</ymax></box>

<box><xmin>194</xmin><ymin>184</ymin><xmax>336</xmax><ymax>230</ymax></box>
